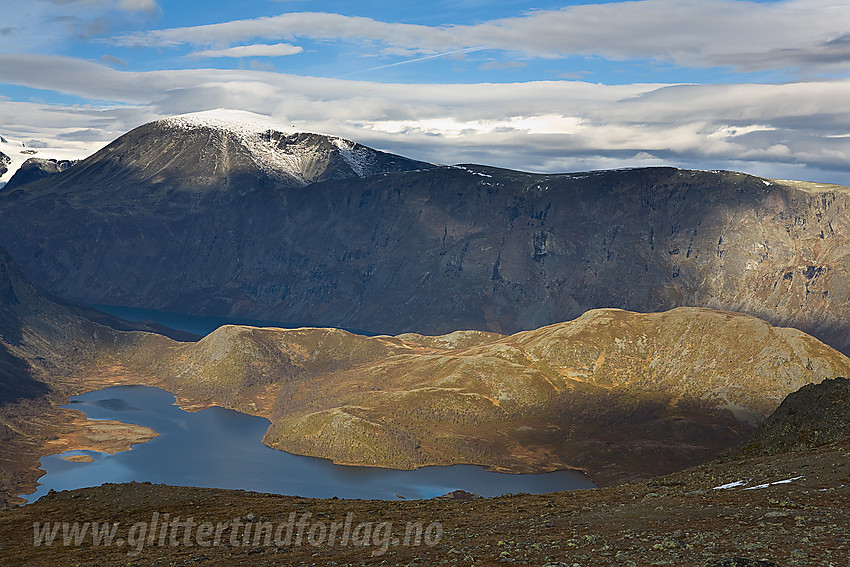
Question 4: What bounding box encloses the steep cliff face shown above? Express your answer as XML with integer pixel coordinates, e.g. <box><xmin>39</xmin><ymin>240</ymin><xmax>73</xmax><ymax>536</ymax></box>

<box><xmin>1</xmin><ymin>116</ymin><xmax>849</xmax><ymax>354</ymax></box>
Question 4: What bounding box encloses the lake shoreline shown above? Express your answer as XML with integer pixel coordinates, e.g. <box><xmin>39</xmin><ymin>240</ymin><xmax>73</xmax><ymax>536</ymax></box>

<box><xmin>22</xmin><ymin>385</ymin><xmax>596</xmax><ymax>504</ymax></box>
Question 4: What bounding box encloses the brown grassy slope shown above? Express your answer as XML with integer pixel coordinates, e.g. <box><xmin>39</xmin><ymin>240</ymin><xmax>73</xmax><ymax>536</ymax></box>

<box><xmin>118</xmin><ymin>307</ymin><xmax>850</xmax><ymax>486</ymax></box>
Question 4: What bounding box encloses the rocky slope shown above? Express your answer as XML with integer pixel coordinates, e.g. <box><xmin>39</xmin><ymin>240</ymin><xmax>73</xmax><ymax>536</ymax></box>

<box><xmin>116</xmin><ymin>307</ymin><xmax>850</xmax><ymax>485</ymax></box>
<box><xmin>1</xmin><ymin>120</ymin><xmax>849</xmax><ymax>356</ymax></box>
<box><xmin>740</xmin><ymin>376</ymin><xmax>850</xmax><ymax>455</ymax></box>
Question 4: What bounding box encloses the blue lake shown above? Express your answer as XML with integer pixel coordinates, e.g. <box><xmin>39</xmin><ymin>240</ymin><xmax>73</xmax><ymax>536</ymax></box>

<box><xmin>23</xmin><ymin>385</ymin><xmax>595</xmax><ymax>503</ymax></box>
<box><xmin>92</xmin><ymin>304</ymin><xmax>378</xmax><ymax>337</ymax></box>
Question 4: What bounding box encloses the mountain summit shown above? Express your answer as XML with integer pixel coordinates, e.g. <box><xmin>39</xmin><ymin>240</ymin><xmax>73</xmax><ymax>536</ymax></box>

<box><xmin>2</xmin><ymin>117</ymin><xmax>850</xmax><ymax>357</ymax></box>
<box><xmin>154</xmin><ymin>109</ymin><xmax>432</xmax><ymax>187</ymax></box>
<box><xmin>2</xmin><ymin>109</ymin><xmax>430</xmax><ymax>197</ymax></box>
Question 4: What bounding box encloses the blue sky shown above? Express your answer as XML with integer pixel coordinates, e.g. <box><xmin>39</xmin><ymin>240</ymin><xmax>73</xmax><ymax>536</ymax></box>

<box><xmin>2</xmin><ymin>0</ymin><xmax>850</xmax><ymax>184</ymax></box>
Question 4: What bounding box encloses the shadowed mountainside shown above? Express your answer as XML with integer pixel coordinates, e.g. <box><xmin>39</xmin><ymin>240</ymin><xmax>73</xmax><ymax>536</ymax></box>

<box><xmin>740</xmin><ymin>376</ymin><xmax>850</xmax><ymax>455</ymax></box>
<box><xmin>0</xmin><ymin>247</ymin><xmax>193</xmax><ymax>507</ymax></box>
<box><xmin>1</xmin><ymin>117</ymin><xmax>849</xmax><ymax>356</ymax></box>
<box><xmin>116</xmin><ymin>307</ymin><xmax>850</xmax><ymax>486</ymax></box>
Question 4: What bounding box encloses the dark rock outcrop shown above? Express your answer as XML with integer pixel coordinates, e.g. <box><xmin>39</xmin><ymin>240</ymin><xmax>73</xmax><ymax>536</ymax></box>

<box><xmin>741</xmin><ymin>376</ymin><xmax>850</xmax><ymax>455</ymax></box>
<box><xmin>2</xmin><ymin>157</ymin><xmax>76</xmax><ymax>190</ymax></box>
<box><xmin>0</xmin><ymin>151</ymin><xmax>9</xmax><ymax>178</ymax></box>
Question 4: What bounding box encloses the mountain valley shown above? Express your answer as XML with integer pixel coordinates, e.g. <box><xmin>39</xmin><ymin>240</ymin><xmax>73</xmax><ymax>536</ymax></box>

<box><xmin>2</xmin><ymin>378</ymin><xmax>847</xmax><ymax>566</ymax></box>
<box><xmin>1</xmin><ymin>112</ymin><xmax>849</xmax><ymax>360</ymax></box>
<box><xmin>0</xmin><ymin>111</ymin><xmax>849</xmax><ymax>566</ymax></box>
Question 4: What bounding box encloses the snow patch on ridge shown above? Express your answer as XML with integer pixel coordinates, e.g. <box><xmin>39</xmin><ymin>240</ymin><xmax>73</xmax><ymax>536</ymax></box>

<box><xmin>0</xmin><ymin>135</ymin><xmax>86</xmax><ymax>185</ymax></box>
<box><xmin>331</xmin><ymin>137</ymin><xmax>373</xmax><ymax>177</ymax></box>
<box><xmin>162</xmin><ymin>109</ymin><xmax>306</xmax><ymax>183</ymax></box>
<box><xmin>162</xmin><ymin>109</ymin><xmax>291</xmax><ymax>139</ymax></box>
<box><xmin>160</xmin><ymin>109</ymin><xmax>375</xmax><ymax>184</ymax></box>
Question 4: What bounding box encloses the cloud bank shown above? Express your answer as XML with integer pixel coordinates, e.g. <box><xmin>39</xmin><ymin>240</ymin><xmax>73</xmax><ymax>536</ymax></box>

<box><xmin>189</xmin><ymin>43</ymin><xmax>303</xmax><ymax>59</ymax></box>
<box><xmin>2</xmin><ymin>1</ymin><xmax>850</xmax><ymax>185</ymax></box>
<box><xmin>1</xmin><ymin>53</ymin><xmax>849</xmax><ymax>184</ymax></box>
<box><xmin>112</xmin><ymin>1</ymin><xmax>850</xmax><ymax>73</ymax></box>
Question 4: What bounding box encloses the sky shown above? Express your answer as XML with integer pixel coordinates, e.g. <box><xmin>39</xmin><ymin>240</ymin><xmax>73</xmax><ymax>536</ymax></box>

<box><xmin>2</xmin><ymin>0</ymin><xmax>850</xmax><ymax>183</ymax></box>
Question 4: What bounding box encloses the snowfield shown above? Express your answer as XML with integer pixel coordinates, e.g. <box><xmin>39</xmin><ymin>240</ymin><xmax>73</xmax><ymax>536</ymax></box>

<box><xmin>0</xmin><ymin>134</ymin><xmax>92</xmax><ymax>185</ymax></box>
<box><xmin>161</xmin><ymin>109</ymin><xmax>377</xmax><ymax>184</ymax></box>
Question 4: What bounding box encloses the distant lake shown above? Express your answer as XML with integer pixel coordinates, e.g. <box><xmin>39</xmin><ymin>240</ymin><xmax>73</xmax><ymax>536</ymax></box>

<box><xmin>92</xmin><ymin>304</ymin><xmax>378</xmax><ymax>337</ymax></box>
<box><xmin>23</xmin><ymin>385</ymin><xmax>595</xmax><ymax>502</ymax></box>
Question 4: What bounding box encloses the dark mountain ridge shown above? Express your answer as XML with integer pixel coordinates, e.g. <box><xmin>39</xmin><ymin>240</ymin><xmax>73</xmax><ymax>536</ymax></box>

<box><xmin>0</xmin><ymin>110</ymin><xmax>431</xmax><ymax>201</ymax></box>
<box><xmin>1</xmin><ymin>112</ymin><xmax>849</xmax><ymax>356</ymax></box>
<box><xmin>2</xmin><ymin>157</ymin><xmax>77</xmax><ymax>191</ymax></box>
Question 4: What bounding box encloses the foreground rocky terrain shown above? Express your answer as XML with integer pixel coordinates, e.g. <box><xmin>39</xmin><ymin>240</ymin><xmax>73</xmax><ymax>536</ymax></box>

<box><xmin>2</xmin><ymin>111</ymin><xmax>850</xmax><ymax>358</ymax></box>
<box><xmin>2</xmin><ymin>378</ymin><xmax>847</xmax><ymax>567</ymax></box>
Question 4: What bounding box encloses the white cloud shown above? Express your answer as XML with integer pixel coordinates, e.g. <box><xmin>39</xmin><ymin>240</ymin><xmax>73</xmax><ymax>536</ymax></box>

<box><xmin>189</xmin><ymin>43</ymin><xmax>303</xmax><ymax>59</ymax></box>
<box><xmin>117</xmin><ymin>0</ymin><xmax>159</xmax><ymax>13</ymax></box>
<box><xmin>0</xmin><ymin>0</ymin><xmax>161</xmax><ymax>52</ymax></box>
<box><xmin>1</xmin><ymin>54</ymin><xmax>850</xmax><ymax>184</ymax></box>
<box><xmin>111</xmin><ymin>1</ymin><xmax>850</xmax><ymax>73</ymax></box>
<box><xmin>479</xmin><ymin>60</ymin><xmax>527</xmax><ymax>71</ymax></box>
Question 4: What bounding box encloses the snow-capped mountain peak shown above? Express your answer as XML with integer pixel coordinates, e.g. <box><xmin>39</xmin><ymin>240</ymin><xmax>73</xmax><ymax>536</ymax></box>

<box><xmin>153</xmin><ymin>109</ymin><xmax>427</xmax><ymax>186</ymax></box>
<box><xmin>160</xmin><ymin>109</ymin><xmax>292</xmax><ymax>138</ymax></box>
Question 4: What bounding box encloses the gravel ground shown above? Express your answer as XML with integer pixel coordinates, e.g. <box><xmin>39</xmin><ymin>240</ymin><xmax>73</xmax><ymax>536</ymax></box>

<box><xmin>1</xmin><ymin>440</ymin><xmax>847</xmax><ymax>567</ymax></box>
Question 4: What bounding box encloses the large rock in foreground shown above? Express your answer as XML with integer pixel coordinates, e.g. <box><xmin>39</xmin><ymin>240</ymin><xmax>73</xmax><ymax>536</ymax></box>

<box><xmin>741</xmin><ymin>376</ymin><xmax>850</xmax><ymax>455</ymax></box>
